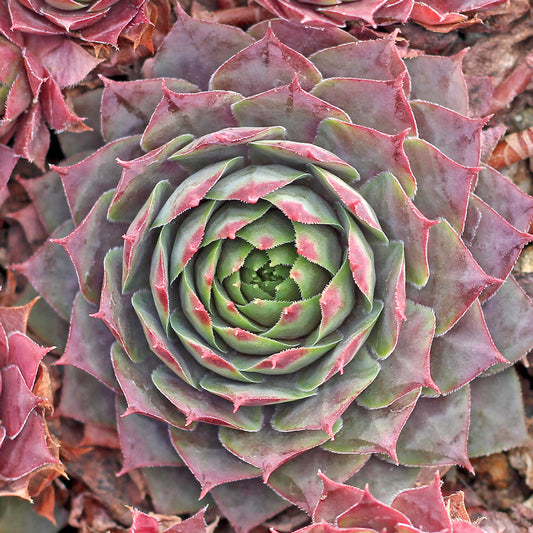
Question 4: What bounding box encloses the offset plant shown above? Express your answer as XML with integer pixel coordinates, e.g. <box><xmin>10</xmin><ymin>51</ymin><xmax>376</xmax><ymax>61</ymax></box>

<box><xmin>252</xmin><ymin>0</ymin><xmax>505</xmax><ymax>31</ymax></box>
<box><xmin>281</xmin><ymin>472</ymin><xmax>485</xmax><ymax>533</ymax></box>
<box><xmin>14</xmin><ymin>10</ymin><xmax>533</xmax><ymax>533</ymax></box>
<box><xmin>0</xmin><ymin>300</ymin><xmax>61</xmax><ymax>502</ymax></box>
<box><xmin>5</xmin><ymin>0</ymin><xmax>152</xmax><ymax>48</ymax></box>
<box><xmin>0</xmin><ymin>1</ymin><xmax>101</xmax><ymax>168</ymax></box>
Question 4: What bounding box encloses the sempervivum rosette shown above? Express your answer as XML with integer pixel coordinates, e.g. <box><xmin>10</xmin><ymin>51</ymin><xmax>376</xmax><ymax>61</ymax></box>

<box><xmin>6</xmin><ymin>0</ymin><xmax>153</xmax><ymax>48</ymax></box>
<box><xmin>281</xmin><ymin>472</ymin><xmax>485</xmax><ymax>533</ymax></box>
<box><xmin>252</xmin><ymin>0</ymin><xmax>505</xmax><ymax>31</ymax></box>
<box><xmin>14</xmin><ymin>11</ymin><xmax>533</xmax><ymax>533</ymax></box>
<box><xmin>0</xmin><ymin>300</ymin><xmax>61</xmax><ymax>500</ymax></box>
<box><xmin>0</xmin><ymin>1</ymin><xmax>101</xmax><ymax>168</ymax></box>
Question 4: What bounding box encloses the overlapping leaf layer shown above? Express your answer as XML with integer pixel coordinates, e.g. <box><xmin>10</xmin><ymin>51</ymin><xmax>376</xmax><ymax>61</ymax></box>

<box><xmin>279</xmin><ymin>472</ymin><xmax>485</xmax><ymax>533</ymax></box>
<box><xmin>15</xmin><ymin>11</ymin><xmax>533</xmax><ymax>533</ymax></box>
<box><xmin>253</xmin><ymin>0</ymin><xmax>505</xmax><ymax>31</ymax></box>
<box><xmin>6</xmin><ymin>0</ymin><xmax>150</xmax><ymax>46</ymax></box>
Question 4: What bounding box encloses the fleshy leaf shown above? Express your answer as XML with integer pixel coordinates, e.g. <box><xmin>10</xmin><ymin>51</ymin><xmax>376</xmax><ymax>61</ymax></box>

<box><xmin>169</xmin><ymin>424</ymin><xmax>261</xmax><ymax>498</ymax></box>
<box><xmin>210</xmin><ymin>28</ymin><xmax>322</xmax><ymax>96</ymax></box>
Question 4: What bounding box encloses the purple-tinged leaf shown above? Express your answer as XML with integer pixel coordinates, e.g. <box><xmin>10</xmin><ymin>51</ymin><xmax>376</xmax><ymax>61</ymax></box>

<box><xmin>313</xmin><ymin>471</ymin><xmax>364</xmax><ymax>524</ymax></box>
<box><xmin>325</xmin><ymin>390</ymin><xmax>419</xmax><ymax>462</ymax></box>
<box><xmin>152</xmin><ymin>366</ymin><xmax>262</xmax><ymax>431</ymax></box>
<box><xmin>100</xmin><ymin>77</ymin><xmax>198</xmax><ymax>143</ymax></box>
<box><xmin>482</xmin><ymin>276</ymin><xmax>533</xmax><ymax>366</ymax></box>
<box><xmin>142</xmin><ymin>88</ymin><xmax>241</xmax><ymax>152</ymax></box>
<box><xmin>310</xmin><ymin>38</ymin><xmax>406</xmax><ymax>83</ymax></box>
<box><xmin>358</xmin><ymin>301</ymin><xmax>436</xmax><ymax>408</ymax></box>
<box><xmin>268</xmin><ymin>450</ymin><xmax>367</xmax><ymax>515</ymax></box>
<box><xmin>312</xmin><ymin>75</ymin><xmax>415</xmax><ymax>136</ymax></box>
<box><xmin>56</xmin><ymin>292</ymin><xmax>119</xmax><ymax>392</ymax></box>
<box><xmin>219</xmin><ymin>419</ymin><xmax>340</xmax><ymax>482</ymax></box>
<box><xmin>430</xmin><ymin>300</ymin><xmax>507</xmax><ymax>394</ymax></box>
<box><xmin>406</xmin><ymin>52</ymin><xmax>469</xmax><ymax>115</ymax></box>
<box><xmin>337</xmin><ymin>486</ymin><xmax>411</xmax><ymax>529</ymax></box>
<box><xmin>396</xmin><ymin>387</ymin><xmax>472</xmax><ymax>470</ymax></box>
<box><xmin>319</xmin><ymin>0</ymin><xmax>394</xmax><ymax>25</ymax></box>
<box><xmin>6</xmin><ymin>331</ymin><xmax>49</xmax><ymax>388</ymax></box>
<box><xmin>13</xmin><ymin>102</ymin><xmax>49</xmax><ymax>169</ymax></box>
<box><xmin>405</xmin><ymin>138</ymin><xmax>476</xmax><ymax>234</ymax></box>
<box><xmin>408</xmin><ymin>221</ymin><xmax>500</xmax><ymax>335</ymax></box>
<box><xmin>142</xmin><ymin>466</ymin><xmax>206</xmax><ymax>515</ymax></box>
<box><xmin>0</xmin><ymin>365</ymin><xmax>41</xmax><ymax>438</ymax></box>
<box><xmin>12</xmin><ymin>221</ymin><xmax>78</xmax><ymax>321</ymax></box>
<box><xmin>211</xmin><ymin>478</ymin><xmax>288</xmax><ymax>533</ymax></box>
<box><xmin>53</xmin><ymin>190</ymin><xmax>128</xmax><ymax>304</ymax></box>
<box><xmin>233</xmin><ymin>78</ymin><xmax>349</xmax><ymax>143</ymax></box>
<box><xmin>362</xmin><ymin>172</ymin><xmax>436</xmax><ymax>287</ymax></box>
<box><xmin>392</xmin><ymin>474</ymin><xmax>452</xmax><ymax>532</ymax></box>
<box><xmin>0</xmin><ymin>144</ymin><xmax>19</xmax><ymax>191</ymax></box>
<box><xmin>112</xmin><ymin>342</ymin><xmax>189</xmax><ymax>429</ymax></box>
<box><xmin>56</xmin><ymin>366</ymin><xmax>117</xmax><ymax>428</ymax></box>
<box><xmin>143</xmin><ymin>4</ymin><xmax>254</xmax><ymax>90</ymax></box>
<box><xmin>468</xmin><ymin>368</ymin><xmax>527</xmax><ymax>457</ymax></box>
<box><xmin>247</xmin><ymin>19</ymin><xmax>355</xmax><ymax>57</ymax></box>
<box><xmin>0</xmin><ymin>412</ymin><xmax>59</xmax><ymax>481</ymax></box>
<box><xmin>273</xmin><ymin>349</ymin><xmax>379</xmax><ymax>436</ymax></box>
<box><xmin>347</xmin><ymin>457</ymin><xmax>419</xmax><ymax>505</ymax></box>
<box><xmin>169</xmin><ymin>424</ymin><xmax>261</xmax><ymax>498</ymax></box>
<box><xmin>475</xmin><ymin>166</ymin><xmax>533</xmax><ymax>233</ymax></box>
<box><xmin>117</xmin><ymin>403</ymin><xmax>184</xmax><ymax>476</ymax></box>
<box><xmin>55</xmin><ymin>135</ymin><xmax>142</xmax><ymax>224</ymax></box>
<box><xmin>315</xmin><ymin>119</ymin><xmax>415</xmax><ymax>196</ymax></box>
<box><xmin>17</xmin><ymin>167</ymin><xmax>70</xmax><ymax>234</ymax></box>
<box><xmin>58</xmin><ymin>88</ymin><xmax>104</xmax><ymax>158</ymax></box>
<box><xmin>411</xmin><ymin>101</ymin><xmax>484</xmax><ymax>168</ymax></box>
<box><xmin>463</xmin><ymin>194</ymin><xmax>531</xmax><ymax>298</ymax></box>
<box><xmin>211</xmin><ymin>28</ymin><xmax>322</xmax><ymax>96</ymax></box>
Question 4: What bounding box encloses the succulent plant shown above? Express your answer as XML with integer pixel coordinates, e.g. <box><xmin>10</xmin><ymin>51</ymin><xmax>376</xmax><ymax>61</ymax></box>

<box><xmin>280</xmin><ymin>472</ymin><xmax>485</xmax><ymax>533</ymax></box>
<box><xmin>252</xmin><ymin>0</ymin><xmax>505</xmax><ymax>30</ymax></box>
<box><xmin>0</xmin><ymin>1</ymin><xmax>101</xmax><ymax>168</ymax></box>
<box><xmin>6</xmin><ymin>0</ymin><xmax>153</xmax><ymax>48</ymax></box>
<box><xmin>14</xmin><ymin>10</ymin><xmax>533</xmax><ymax>533</ymax></box>
<box><xmin>0</xmin><ymin>299</ymin><xmax>61</xmax><ymax>501</ymax></box>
